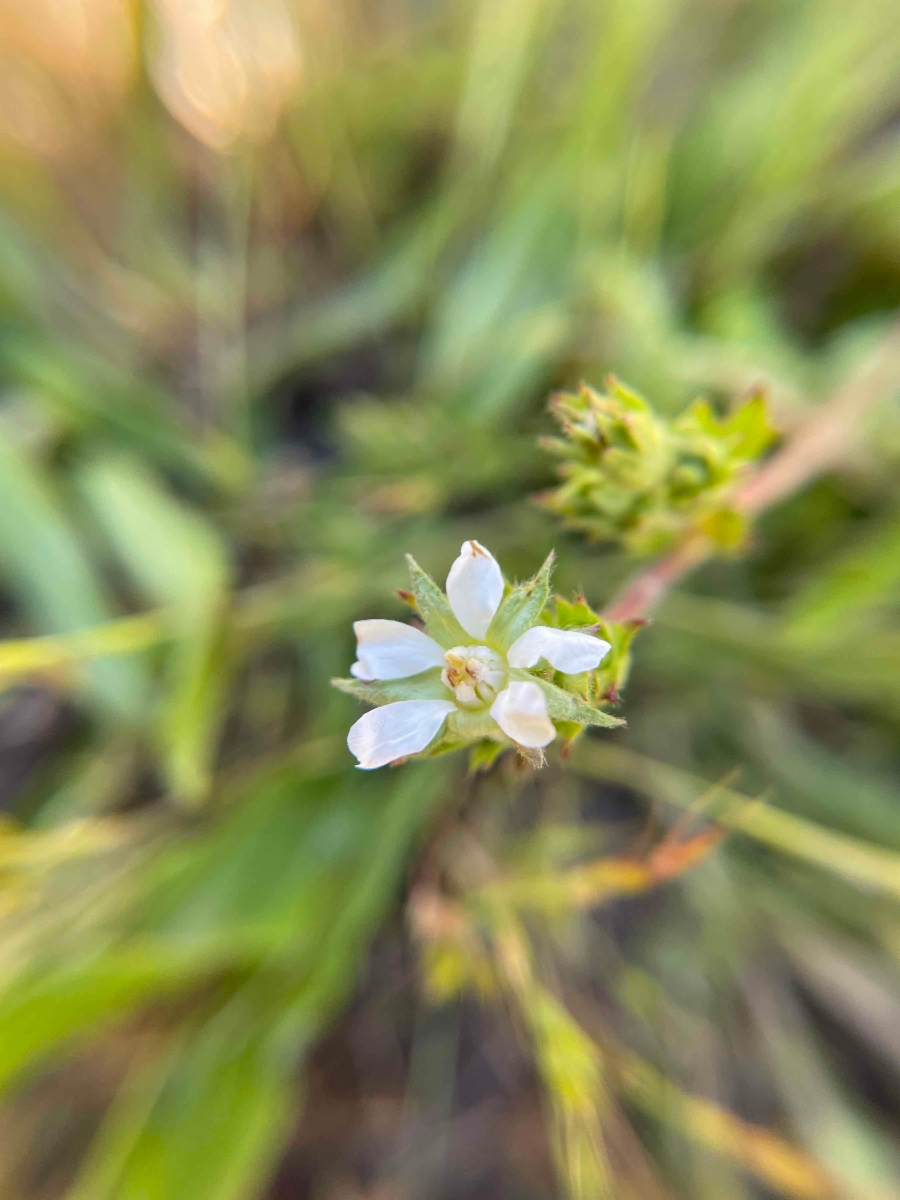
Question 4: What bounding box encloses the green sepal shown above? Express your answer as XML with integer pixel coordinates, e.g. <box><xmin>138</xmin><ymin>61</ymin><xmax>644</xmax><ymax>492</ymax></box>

<box><xmin>447</xmin><ymin>708</ymin><xmax>502</xmax><ymax>741</ymax></box>
<box><xmin>605</xmin><ymin>374</ymin><xmax>648</xmax><ymax>413</ymax></box>
<box><xmin>469</xmin><ymin>739</ymin><xmax>505</xmax><ymax>772</ymax></box>
<box><xmin>554</xmin><ymin>719</ymin><xmax>585</xmax><ymax>747</ymax></box>
<box><xmin>405</xmin><ymin>555</ymin><xmax>470</xmax><ymax>648</ymax></box>
<box><xmin>412</xmin><ymin>731</ymin><xmax>471</xmax><ymax>760</ymax></box>
<box><xmin>721</xmin><ymin>392</ymin><xmax>776</xmax><ymax>459</ymax></box>
<box><xmin>331</xmin><ymin>669</ymin><xmax>448</xmax><ymax>706</ymax></box>
<box><xmin>486</xmin><ymin>550</ymin><xmax>555</xmax><ymax>652</ymax></box>
<box><xmin>551</xmin><ymin>595</ymin><xmax>603</xmax><ymax>629</ymax></box>
<box><xmin>700</xmin><ymin>506</ymin><xmax>747</xmax><ymax>551</ymax></box>
<box><xmin>513</xmin><ymin>670</ymin><xmax>625</xmax><ymax>729</ymax></box>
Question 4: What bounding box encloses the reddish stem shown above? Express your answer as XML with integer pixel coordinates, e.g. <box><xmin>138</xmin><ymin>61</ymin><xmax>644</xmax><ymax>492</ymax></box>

<box><xmin>603</xmin><ymin>321</ymin><xmax>900</xmax><ymax>624</ymax></box>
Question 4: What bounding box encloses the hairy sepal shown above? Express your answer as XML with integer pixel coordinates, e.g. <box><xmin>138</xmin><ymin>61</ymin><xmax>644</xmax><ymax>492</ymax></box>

<box><xmin>405</xmin><ymin>555</ymin><xmax>470</xmax><ymax>648</ymax></box>
<box><xmin>332</xmin><ymin>669</ymin><xmax>448</xmax><ymax>706</ymax></box>
<box><xmin>511</xmin><ymin>670</ymin><xmax>625</xmax><ymax>729</ymax></box>
<box><xmin>486</xmin><ymin>550</ymin><xmax>555</xmax><ymax>653</ymax></box>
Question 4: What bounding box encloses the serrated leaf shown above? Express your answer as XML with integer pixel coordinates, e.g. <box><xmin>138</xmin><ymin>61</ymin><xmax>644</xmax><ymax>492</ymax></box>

<box><xmin>724</xmin><ymin>393</ymin><xmax>776</xmax><ymax>459</ymax></box>
<box><xmin>515</xmin><ymin>671</ymin><xmax>625</xmax><ymax>729</ymax></box>
<box><xmin>331</xmin><ymin>669</ymin><xmax>449</xmax><ymax>706</ymax></box>
<box><xmin>405</xmin><ymin>555</ymin><xmax>470</xmax><ymax>648</ymax></box>
<box><xmin>551</xmin><ymin>595</ymin><xmax>604</xmax><ymax>629</ymax></box>
<box><xmin>487</xmin><ymin>550</ymin><xmax>554</xmax><ymax>651</ymax></box>
<box><xmin>605</xmin><ymin>376</ymin><xmax>648</xmax><ymax>413</ymax></box>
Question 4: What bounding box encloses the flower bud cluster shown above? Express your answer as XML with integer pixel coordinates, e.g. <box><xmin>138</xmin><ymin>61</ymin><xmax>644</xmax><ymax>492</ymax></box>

<box><xmin>538</xmin><ymin>377</ymin><xmax>775</xmax><ymax>555</ymax></box>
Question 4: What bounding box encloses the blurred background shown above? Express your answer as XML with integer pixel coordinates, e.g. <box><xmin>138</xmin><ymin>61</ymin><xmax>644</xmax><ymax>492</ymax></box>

<box><xmin>1</xmin><ymin>0</ymin><xmax>900</xmax><ymax>1196</ymax></box>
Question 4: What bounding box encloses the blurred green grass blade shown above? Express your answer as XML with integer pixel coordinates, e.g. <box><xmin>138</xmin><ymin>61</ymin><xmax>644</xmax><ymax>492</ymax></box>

<box><xmin>160</xmin><ymin>621</ymin><xmax>233</xmax><ymax>806</ymax></box>
<box><xmin>421</xmin><ymin>178</ymin><xmax>570</xmax><ymax>392</ymax></box>
<box><xmin>669</xmin><ymin>0</ymin><xmax>900</xmax><ymax>276</ymax></box>
<box><xmin>453</xmin><ymin>0</ymin><xmax>553</xmax><ymax>175</ymax></box>
<box><xmin>657</xmin><ymin>593</ymin><xmax>900</xmax><ymax>716</ymax></box>
<box><xmin>133</xmin><ymin>766</ymin><xmax>376</xmax><ymax>951</ymax></box>
<box><xmin>781</xmin><ymin>508</ymin><xmax>900</xmax><ymax>645</ymax></box>
<box><xmin>0</xmin><ymin>939</ymin><xmax>241</xmax><ymax>1098</ymax></box>
<box><xmin>0</xmin><ymin>436</ymin><xmax>146</xmax><ymax>719</ymax></box>
<box><xmin>742</xmin><ymin>703</ymin><xmax>900</xmax><ymax>850</ymax></box>
<box><xmin>86</xmin><ymin>1012</ymin><xmax>295</xmax><ymax>1200</ymax></box>
<box><xmin>64</xmin><ymin>1036</ymin><xmax>181</xmax><ymax>1200</ymax></box>
<box><xmin>613</xmin><ymin>1048</ymin><xmax>838</xmax><ymax>1200</ymax></box>
<box><xmin>275</xmin><ymin>760</ymin><xmax>448</xmax><ymax>1028</ymax></box>
<box><xmin>250</xmin><ymin>195</ymin><xmax>461</xmax><ymax>395</ymax></box>
<box><xmin>780</xmin><ymin>930</ymin><xmax>900</xmax><ymax>1076</ymax></box>
<box><xmin>0</xmin><ymin>614</ymin><xmax>165</xmax><ymax>695</ymax></box>
<box><xmin>3</xmin><ymin>336</ymin><xmax>247</xmax><ymax>490</ymax></box>
<box><xmin>133</xmin><ymin>759</ymin><xmax>447</xmax><ymax>975</ymax></box>
<box><xmin>74</xmin><ymin>452</ymin><xmax>232</xmax><ymax>803</ymax></box>
<box><xmin>70</xmin><ymin>763</ymin><xmax>447</xmax><ymax>1199</ymax></box>
<box><xmin>0</xmin><ymin>761</ymin><xmax>446</xmax><ymax>1104</ymax></box>
<box><xmin>745</xmin><ymin>975</ymin><xmax>900</xmax><ymax>1200</ymax></box>
<box><xmin>73</xmin><ymin>452</ymin><xmax>230</xmax><ymax>612</ymax></box>
<box><xmin>572</xmin><ymin>743</ymin><xmax>900</xmax><ymax>901</ymax></box>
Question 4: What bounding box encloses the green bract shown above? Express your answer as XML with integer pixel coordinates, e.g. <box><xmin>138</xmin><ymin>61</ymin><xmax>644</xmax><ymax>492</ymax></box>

<box><xmin>538</xmin><ymin>377</ymin><xmax>775</xmax><ymax>554</ymax></box>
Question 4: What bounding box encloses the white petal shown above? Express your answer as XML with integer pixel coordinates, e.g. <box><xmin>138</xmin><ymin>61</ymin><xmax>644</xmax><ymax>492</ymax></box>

<box><xmin>446</xmin><ymin>540</ymin><xmax>505</xmax><ymax>639</ymax></box>
<box><xmin>352</xmin><ymin>619</ymin><xmax>445</xmax><ymax>681</ymax></box>
<box><xmin>507</xmin><ymin>626</ymin><xmax>611</xmax><ymax>673</ymax></box>
<box><xmin>490</xmin><ymin>682</ymin><xmax>555</xmax><ymax>749</ymax></box>
<box><xmin>347</xmin><ymin>700</ymin><xmax>456</xmax><ymax>770</ymax></box>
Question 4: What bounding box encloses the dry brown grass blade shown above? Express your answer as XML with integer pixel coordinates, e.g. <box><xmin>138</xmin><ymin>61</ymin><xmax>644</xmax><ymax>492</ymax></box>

<box><xmin>611</xmin><ymin>1048</ymin><xmax>841</xmax><ymax>1200</ymax></box>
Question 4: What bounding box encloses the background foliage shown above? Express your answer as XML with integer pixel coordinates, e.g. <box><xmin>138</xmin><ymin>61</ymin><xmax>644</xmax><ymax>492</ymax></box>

<box><xmin>0</xmin><ymin>0</ymin><xmax>899</xmax><ymax>1196</ymax></box>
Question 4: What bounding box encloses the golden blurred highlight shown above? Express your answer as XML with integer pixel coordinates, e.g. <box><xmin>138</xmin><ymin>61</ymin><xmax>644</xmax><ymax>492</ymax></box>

<box><xmin>0</xmin><ymin>0</ymin><xmax>137</xmax><ymax>157</ymax></box>
<box><xmin>149</xmin><ymin>0</ymin><xmax>304</xmax><ymax>151</ymax></box>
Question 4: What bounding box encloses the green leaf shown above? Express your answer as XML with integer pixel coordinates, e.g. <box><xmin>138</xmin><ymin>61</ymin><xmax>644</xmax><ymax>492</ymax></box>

<box><xmin>74</xmin><ymin>452</ymin><xmax>230</xmax><ymax>614</ymax></box>
<box><xmin>551</xmin><ymin>595</ymin><xmax>604</xmax><ymax>629</ymax></box>
<box><xmin>782</xmin><ymin>509</ymin><xmax>900</xmax><ymax>646</ymax></box>
<box><xmin>331</xmin><ymin>669</ymin><xmax>449</xmax><ymax>706</ymax></box>
<box><xmin>5</xmin><ymin>335</ymin><xmax>247</xmax><ymax>490</ymax></box>
<box><xmin>69</xmin><ymin>1012</ymin><xmax>294</xmax><ymax>1200</ymax></box>
<box><xmin>516</xmin><ymin>671</ymin><xmax>625</xmax><ymax>729</ymax></box>
<box><xmin>0</xmin><ymin>436</ymin><xmax>146</xmax><ymax>720</ymax></box>
<box><xmin>487</xmin><ymin>550</ymin><xmax>555</xmax><ymax>651</ymax></box>
<box><xmin>0</xmin><ymin>942</ymin><xmax>227</xmax><ymax>1098</ymax></box>
<box><xmin>74</xmin><ymin>452</ymin><xmax>233</xmax><ymax>805</ymax></box>
<box><xmin>722</xmin><ymin>392</ymin><xmax>776</xmax><ymax>460</ymax></box>
<box><xmin>405</xmin><ymin>555</ymin><xmax>470</xmax><ymax>648</ymax></box>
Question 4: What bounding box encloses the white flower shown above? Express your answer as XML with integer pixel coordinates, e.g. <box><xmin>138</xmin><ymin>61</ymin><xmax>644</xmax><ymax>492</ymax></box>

<box><xmin>344</xmin><ymin>540</ymin><xmax>612</xmax><ymax>769</ymax></box>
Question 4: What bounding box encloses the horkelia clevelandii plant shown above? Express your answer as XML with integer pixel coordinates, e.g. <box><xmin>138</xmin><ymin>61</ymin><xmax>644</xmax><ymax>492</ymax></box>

<box><xmin>333</xmin><ymin>540</ymin><xmax>626</xmax><ymax>770</ymax></box>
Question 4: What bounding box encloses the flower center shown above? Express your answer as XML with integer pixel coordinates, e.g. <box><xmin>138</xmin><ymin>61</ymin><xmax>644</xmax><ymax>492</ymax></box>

<box><xmin>441</xmin><ymin>645</ymin><xmax>506</xmax><ymax>708</ymax></box>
